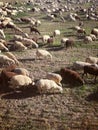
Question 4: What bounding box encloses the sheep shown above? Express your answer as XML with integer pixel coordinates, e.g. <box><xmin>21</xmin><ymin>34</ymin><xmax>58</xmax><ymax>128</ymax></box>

<box><xmin>53</xmin><ymin>30</ymin><xmax>60</xmax><ymax>37</ymax></box>
<box><xmin>86</xmin><ymin>56</ymin><xmax>98</xmax><ymax>64</ymax></box>
<box><xmin>77</xmin><ymin>28</ymin><xmax>86</xmax><ymax>37</ymax></box>
<box><xmin>89</xmin><ymin>34</ymin><xmax>96</xmax><ymax>41</ymax></box>
<box><xmin>82</xmin><ymin>65</ymin><xmax>98</xmax><ymax>82</ymax></box>
<box><xmin>11</xmin><ymin>68</ymin><xmax>30</xmax><ymax>76</ymax></box>
<box><xmin>9</xmin><ymin>75</ymin><xmax>33</xmax><ymax>90</ymax></box>
<box><xmin>46</xmin><ymin>72</ymin><xmax>62</xmax><ymax>86</ymax></box>
<box><xmin>91</xmin><ymin>28</ymin><xmax>98</xmax><ymax>37</ymax></box>
<box><xmin>84</xmin><ymin>36</ymin><xmax>93</xmax><ymax>43</ymax></box>
<box><xmin>0</xmin><ymin>29</ymin><xmax>5</xmax><ymax>39</ymax></box>
<box><xmin>35</xmin><ymin>79</ymin><xmax>63</xmax><ymax>94</ymax></box>
<box><xmin>40</xmin><ymin>35</ymin><xmax>50</xmax><ymax>44</ymax></box>
<box><xmin>0</xmin><ymin>42</ymin><xmax>9</xmax><ymax>52</ymax></box>
<box><xmin>65</xmin><ymin>39</ymin><xmax>74</xmax><ymax>49</ymax></box>
<box><xmin>36</xmin><ymin>49</ymin><xmax>52</xmax><ymax>60</ymax></box>
<box><xmin>0</xmin><ymin>54</ymin><xmax>15</xmax><ymax>65</ymax></box>
<box><xmin>22</xmin><ymin>38</ymin><xmax>38</xmax><ymax>48</ymax></box>
<box><xmin>0</xmin><ymin>69</ymin><xmax>17</xmax><ymax>88</ymax></box>
<box><xmin>60</xmin><ymin>68</ymin><xmax>84</xmax><ymax>85</ymax></box>
<box><xmin>4</xmin><ymin>52</ymin><xmax>19</xmax><ymax>65</ymax></box>
<box><xmin>11</xmin><ymin>41</ymin><xmax>27</xmax><ymax>51</ymax></box>
<box><xmin>61</xmin><ymin>37</ymin><xmax>69</xmax><ymax>47</ymax></box>
<box><xmin>73</xmin><ymin>61</ymin><xmax>92</xmax><ymax>70</ymax></box>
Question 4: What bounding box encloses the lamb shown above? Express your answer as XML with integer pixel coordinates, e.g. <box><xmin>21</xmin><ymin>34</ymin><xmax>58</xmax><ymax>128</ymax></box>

<box><xmin>77</xmin><ymin>28</ymin><xmax>86</xmax><ymax>36</ymax></box>
<box><xmin>60</xmin><ymin>68</ymin><xmax>84</xmax><ymax>85</ymax></box>
<box><xmin>35</xmin><ymin>79</ymin><xmax>63</xmax><ymax>94</ymax></box>
<box><xmin>46</xmin><ymin>72</ymin><xmax>62</xmax><ymax>86</ymax></box>
<box><xmin>82</xmin><ymin>65</ymin><xmax>98</xmax><ymax>82</ymax></box>
<box><xmin>91</xmin><ymin>28</ymin><xmax>98</xmax><ymax>37</ymax></box>
<box><xmin>4</xmin><ymin>52</ymin><xmax>19</xmax><ymax>65</ymax></box>
<box><xmin>86</xmin><ymin>56</ymin><xmax>98</xmax><ymax>64</ymax></box>
<box><xmin>0</xmin><ymin>42</ymin><xmax>9</xmax><ymax>52</ymax></box>
<box><xmin>9</xmin><ymin>75</ymin><xmax>33</xmax><ymax>90</ymax></box>
<box><xmin>0</xmin><ymin>54</ymin><xmax>15</xmax><ymax>65</ymax></box>
<box><xmin>73</xmin><ymin>61</ymin><xmax>92</xmax><ymax>70</ymax></box>
<box><xmin>61</xmin><ymin>37</ymin><xmax>69</xmax><ymax>47</ymax></box>
<box><xmin>65</xmin><ymin>39</ymin><xmax>74</xmax><ymax>49</ymax></box>
<box><xmin>36</xmin><ymin>49</ymin><xmax>52</xmax><ymax>60</ymax></box>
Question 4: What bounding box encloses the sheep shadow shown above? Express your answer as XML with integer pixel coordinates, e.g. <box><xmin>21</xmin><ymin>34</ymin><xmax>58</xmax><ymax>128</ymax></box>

<box><xmin>19</xmin><ymin>58</ymin><xmax>35</xmax><ymax>62</ymax></box>
<box><xmin>85</xmin><ymin>91</ymin><xmax>98</xmax><ymax>102</ymax></box>
<box><xmin>1</xmin><ymin>86</ymin><xmax>39</xmax><ymax>99</ymax></box>
<box><xmin>47</xmin><ymin>46</ymin><xmax>64</xmax><ymax>51</ymax></box>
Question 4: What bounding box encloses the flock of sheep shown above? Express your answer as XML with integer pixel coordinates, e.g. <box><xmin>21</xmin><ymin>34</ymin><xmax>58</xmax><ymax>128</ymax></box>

<box><xmin>0</xmin><ymin>0</ymin><xmax>98</xmax><ymax>95</ymax></box>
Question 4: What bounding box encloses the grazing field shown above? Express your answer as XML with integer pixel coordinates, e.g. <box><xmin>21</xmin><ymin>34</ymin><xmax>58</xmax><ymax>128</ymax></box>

<box><xmin>0</xmin><ymin>1</ymin><xmax>98</xmax><ymax>130</ymax></box>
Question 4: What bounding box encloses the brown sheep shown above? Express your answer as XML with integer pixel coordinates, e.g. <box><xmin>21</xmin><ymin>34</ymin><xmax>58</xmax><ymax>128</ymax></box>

<box><xmin>60</xmin><ymin>68</ymin><xmax>84</xmax><ymax>85</ymax></box>
<box><xmin>82</xmin><ymin>65</ymin><xmax>98</xmax><ymax>82</ymax></box>
<box><xmin>65</xmin><ymin>39</ymin><xmax>74</xmax><ymax>49</ymax></box>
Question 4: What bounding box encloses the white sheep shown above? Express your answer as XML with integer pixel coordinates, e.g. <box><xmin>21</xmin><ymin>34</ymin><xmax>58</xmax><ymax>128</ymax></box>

<box><xmin>41</xmin><ymin>35</ymin><xmax>50</xmax><ymax>44</ymax></box>
<box><xmin>46</xmin><ymin>72</ymin><xmax>62</xmax><ymax>86</ymax></box>
<box><xmin>53</xmin><ymin>30</ymin><xmax>61</xmax><ymax>37</ymax></box>
<box><xmin>0</xmin><ymin>42</ymin><xmax>9</xmax><ymax>51</ymax></box>
<box><xmin>36</xmin><ymin>49</ymin><xmax>52</xmax><ymax>60</ymax></box>
<box><xmin>86</xmin><ymin>56</ymin><xmax>98</xmax><ymax>64</ymax></box>
<box><xmin>22</xmin><ymin>38</ymin><xmax>38</xmax><ymax>48</ymax></box>
<box><xmin>13</xmin><ymin>35</ymin><xmax>23</xmax><ymax>41</ymax></box>
<box><xmin>9</xmin><ymin>75</ymin><xmax>32</xmax><ymax>90</ymax></box>
<box><xmin>73</xmin><ymin>61</ymin><xmax>92</xmax><ymax>70</ymax></box>
<box><xmin>35</xmin><ymin>79</ymin><xmax>63</xmax><ymax>93</ymax></box>
<box><xmin>14</xmin><ymin>41</ymin><xmax>27</xmax><ymax>51</ymax></box>
<box><xmin>4</xmin><ymin>52</ymin><xmax>19</xmax><ymax>65</ymax></box>
<box><xmin>0</xmin><ymin>54</ymin><xmax>15</xmax><ymax>65</ymax></box>
<box><xmin>0</xmin><ymin>29</ymin><xmax>6</xmax><ymax>39</ymax></box>
<box><xmin>89</xmin><ymin>34</ymin><xmax>96</xmax><ymax>41</ymax></box>
<box><xmin>84</xmin><ymin>36</ymin><xmax>93</xmax><ymax>43</ymax></box>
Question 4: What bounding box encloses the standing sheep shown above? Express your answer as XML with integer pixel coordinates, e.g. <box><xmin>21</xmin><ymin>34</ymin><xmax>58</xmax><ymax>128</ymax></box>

<box><xmin>53</xmin><ymin>30</ymin><xmax>61</xmax><ymax>37</ymax></box>
<box><xmin>60</xmin><ymin>68</ymin><xmax>84</xmax><ymax>85</ymax></box>
<box><xmin>35</xmin><ymin>79</ymin><xmax>63</xmax><ymax>94</ymax></box>
<box><xmin>4</xmin><ymin>52</ymin><xmax>19</xmax><ymax>65</ymax></box>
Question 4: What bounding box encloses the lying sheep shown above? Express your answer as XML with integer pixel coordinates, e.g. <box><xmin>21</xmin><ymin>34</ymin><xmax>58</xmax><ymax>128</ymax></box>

<box><xmin>0</xmin><ymin>42</ymin><xmax>9</xmax><ymax>52</ymax></box>
<box><xmin>73</xmin><ymin>61</ymin><xmax>92</xmax><ymax>70</ymax></box>
<box><xmin>60</xmin><ymin>68</ymin><xmax>84</xmax><ymax>85</ymax></box>
<box><xmin>36</xmin><ymin>49</ymin><xmax>52</xmax><ymax>60</ymax></box>
<box><xmin>9</xmin><ymin>75</ymin><xmax>33</xmax><ymax>90</ymax></box>
<box><xmin>4</xmin><ymin>52</ymin><xmax>19</xmax><ymax>65</ymax></box>
<box><xmin>82</xmin><ymin>65</ymin><xmax>98</xmax><ymax>82</ymax></box>
<box><xmin>86</xmin><ymin>56</ymin><xmax>98</xmax><ymax>64</ymax></box>
<box><xmin>46</xmin><ymin>72</ymin><xmax>62</xmax><ymax>86</ymax></box>
<box><xmin>0</xmin><ymin>54</ymin><xmax>15</xmax><ymax>65</ymax></box>
<box><xmin>35</xmin><ymin>79</ymin><xmax>63</xmax><ymax>94</ymax></box>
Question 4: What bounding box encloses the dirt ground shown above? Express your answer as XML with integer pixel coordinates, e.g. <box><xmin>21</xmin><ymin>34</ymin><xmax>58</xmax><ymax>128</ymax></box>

<box><xmin>0</xmin><ymin>47</ymin><xmax>98</xmax><ymax>130</ymax></box>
